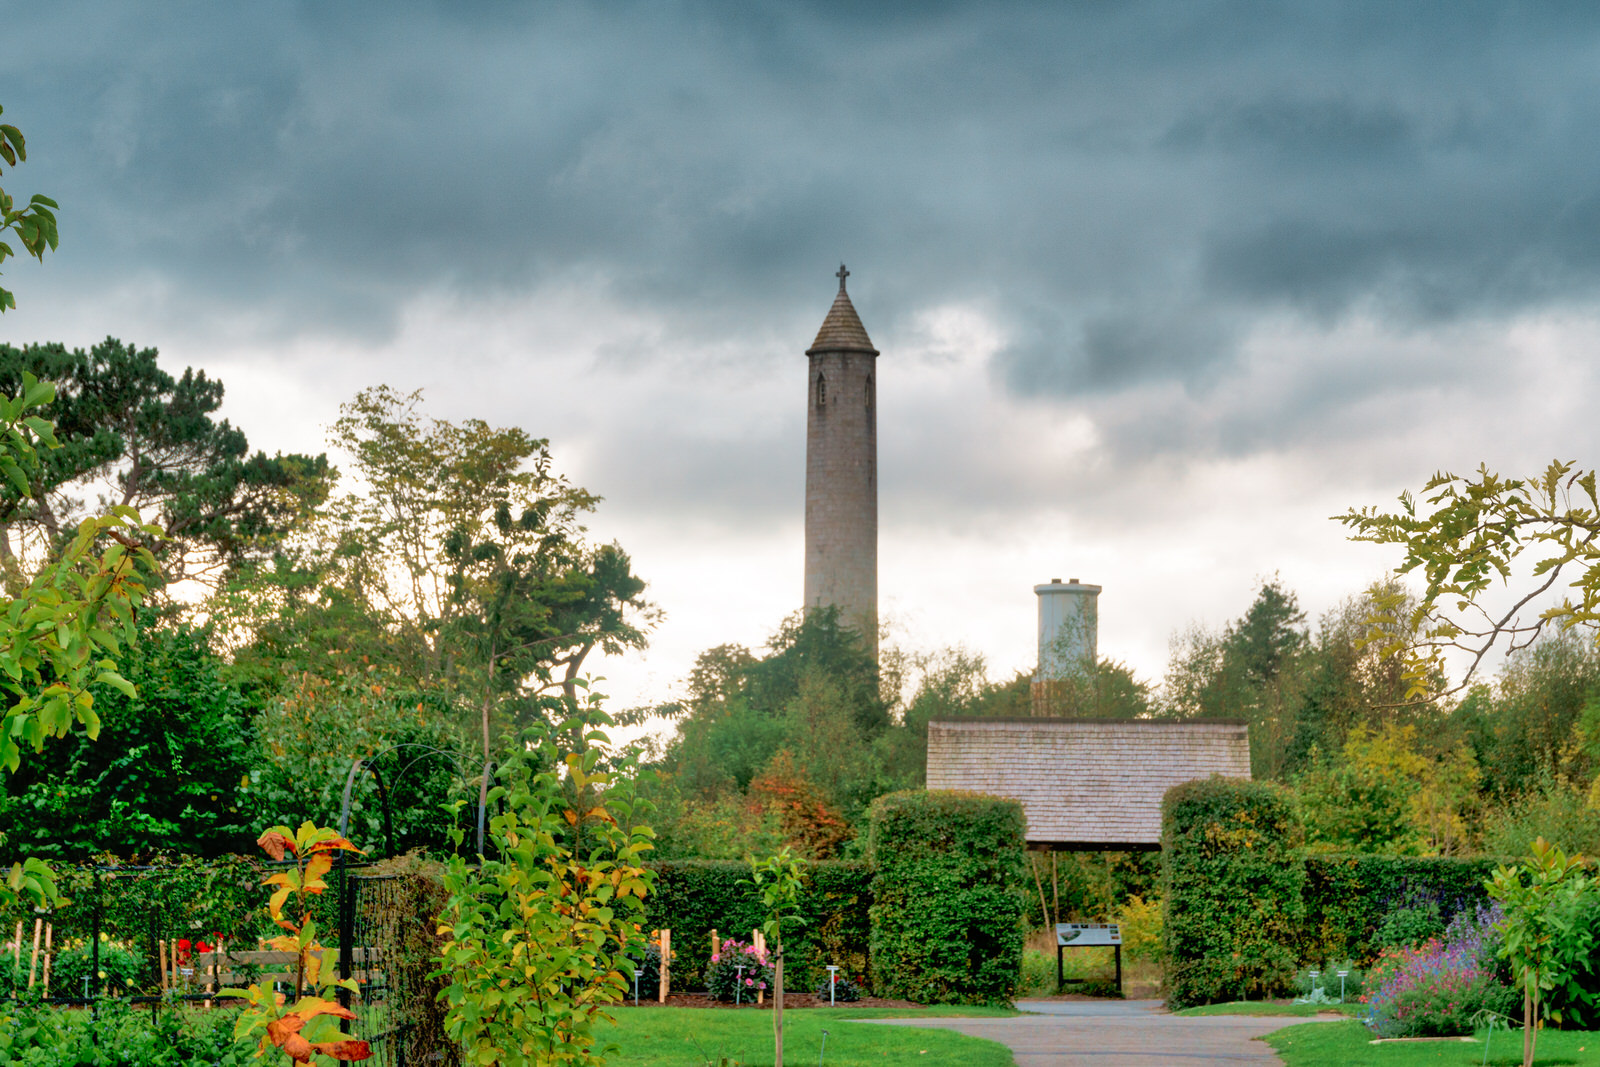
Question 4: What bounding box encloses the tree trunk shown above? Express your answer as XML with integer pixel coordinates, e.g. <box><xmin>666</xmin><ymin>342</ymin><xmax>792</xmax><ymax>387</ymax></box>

<box><xmin>1524</xmin><ymin>987</ymin><xmax>1534</xmax><ymax>1067</ymax></box>
<box><xmin>774</xmin><ymin>937</ymin><xmax>784</xmax><ymax>1067</ymax></box>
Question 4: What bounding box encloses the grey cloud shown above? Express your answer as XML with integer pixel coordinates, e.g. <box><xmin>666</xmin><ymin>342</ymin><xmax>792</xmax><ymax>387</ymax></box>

<box><xmin>9</xmin><ymin>2</ymin><xmax>1600</xmax><ymax>468</ymax></box>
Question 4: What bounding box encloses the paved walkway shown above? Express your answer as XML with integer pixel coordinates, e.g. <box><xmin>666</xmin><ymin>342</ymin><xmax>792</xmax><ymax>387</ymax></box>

<box><xmin>864</xmin><ymin>1000</ymin><xmax>1343</xmax><ymax>1066</ymax></box>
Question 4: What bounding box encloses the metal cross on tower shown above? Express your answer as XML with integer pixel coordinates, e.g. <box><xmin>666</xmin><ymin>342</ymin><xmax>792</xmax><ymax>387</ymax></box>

<box><xmin>836</xmin><ymin>262</ymin><xmax>849</xmax><ymax>290</ymax></box>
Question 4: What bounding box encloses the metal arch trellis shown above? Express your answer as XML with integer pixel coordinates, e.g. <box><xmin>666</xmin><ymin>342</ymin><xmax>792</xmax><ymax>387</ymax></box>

<box><xmin>337</xmin><ymin>742</ymin><xmax>495</xmax><ymax>860</ymax></box>
<box><xmin>331</xmin><ymin>742</ymin><xmax>501</xmax><ymax>1064</ymax></box>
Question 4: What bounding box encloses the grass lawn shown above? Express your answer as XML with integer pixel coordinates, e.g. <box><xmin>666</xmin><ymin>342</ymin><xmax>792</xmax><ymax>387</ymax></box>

<box><xmin>1268</xmin><ymin>1019</ymin><xmax>1600</xmax><ymax>1066</ymax></box>
<box><xmin>595</xmin><ymin>1007</ymin><xmax>1018</xmax><ymax>1066</ymax></box>
<box><xmin>1173</xmin><ymin>1001</ymin><xmax>1360</xmax><ymax>1018</ymax></box>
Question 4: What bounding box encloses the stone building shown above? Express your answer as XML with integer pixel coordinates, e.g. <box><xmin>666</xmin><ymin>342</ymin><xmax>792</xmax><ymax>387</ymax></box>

<box><xmin>804</xmin><ymin>265</ymin><xmax>879</xmax><ymax>657</ymax></box>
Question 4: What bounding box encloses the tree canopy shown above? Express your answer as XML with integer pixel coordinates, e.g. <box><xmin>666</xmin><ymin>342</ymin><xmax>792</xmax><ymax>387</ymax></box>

<box><xmin>0</xmin><ymin>338</ymin><xmax>331</xmax><ymax>593</ymax></box>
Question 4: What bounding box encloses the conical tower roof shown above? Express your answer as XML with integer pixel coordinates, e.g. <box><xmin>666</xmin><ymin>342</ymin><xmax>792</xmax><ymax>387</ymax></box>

<box><xmin>807</xmin><ymin>265</ymin><xmax>878</xmax><ymax>355</ymax></box>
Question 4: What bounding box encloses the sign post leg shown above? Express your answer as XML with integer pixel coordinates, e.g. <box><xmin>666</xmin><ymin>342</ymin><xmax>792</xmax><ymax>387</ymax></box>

<box><xmin>1114</xmin><ymin>945</ymin><xmax>1122</xmax><ymax>994</ymax></box>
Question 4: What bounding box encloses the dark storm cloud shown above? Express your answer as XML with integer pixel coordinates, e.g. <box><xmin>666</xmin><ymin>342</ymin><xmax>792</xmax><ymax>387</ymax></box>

<box><xmin>9</xmin><ymin>2</ymin><xmax>1600</xmax><ymax>440</ymax></box>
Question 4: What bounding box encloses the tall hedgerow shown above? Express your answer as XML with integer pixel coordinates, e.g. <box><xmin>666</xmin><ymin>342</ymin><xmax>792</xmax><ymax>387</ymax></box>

<box><xmin>1162</xmin><ymin>776</ymin><xmax>1304</xmax><ymax>1008</ymax></box>
<box><xmin>866</xmin><ymin>790</ymin><xmax>1026</xmax><ymax>1005</ymax></box>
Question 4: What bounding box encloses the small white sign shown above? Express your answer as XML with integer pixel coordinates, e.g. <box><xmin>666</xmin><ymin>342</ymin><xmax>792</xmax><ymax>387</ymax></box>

<box><xmin>1056</xmin><ymin>923</ymin><xmax>1122</xmax><ymax>947</ymax></box>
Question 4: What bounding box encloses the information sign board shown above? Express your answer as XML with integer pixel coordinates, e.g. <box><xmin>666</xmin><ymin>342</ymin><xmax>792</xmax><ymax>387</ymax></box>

<box><xmin>1056</xmin><ymin>923</ymin><xmax>1122</xmax><ymax>947</ymax></box>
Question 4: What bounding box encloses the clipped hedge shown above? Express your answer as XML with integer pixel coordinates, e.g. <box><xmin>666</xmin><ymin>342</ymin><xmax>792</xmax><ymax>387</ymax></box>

<box><xmin>866</xmin><ymin>790</ymin><xmax>1027</xmax><ymax>1006</ymax></box>
<box><xmin>1162</xmin><ymin>776</ymin><xmax>1305</xmax><ymax>1009</ymax></box>
<box><xmin>1301</xmin><ymin>853</ymin><xmax>1505</xmax><ymax>963</ymax></box>
<box><xmin>641</xmin><ymin>860</ymin><xmax>871</xmax><ymax>991</ymax></box>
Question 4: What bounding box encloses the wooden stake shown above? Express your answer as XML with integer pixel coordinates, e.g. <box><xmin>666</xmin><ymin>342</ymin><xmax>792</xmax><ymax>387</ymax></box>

<box><xmin>753</xmin><ymin>930</ymin><xmax>766</xmax><ymax>1005</ymax></box>
<box><xmin>658</xmin><ymin>929</ymin><xmax>670</xmax><ymax>1003</ymax></box>
<box><xmin>26</xmin><ymin>919</ymin><xmax>41</xmax><ymax>989</ymax></box>
<box><xmin>1050</xmin><ymin>852</ymin><xmax>1060</xmax><ymax>928</ymax></box>
<box><xmin>1030</xmin><ymin>852</ymin><xmax>1051</xmax><ymax>931</ymax></box>
<box><xmin>41</xmin><ymin>925</ymin><xmax>51</xmax><ymax>998</ymax></box>
<box><xmin>711</xmin><ymin>928</ymin><xmax>720</xmax><ymax>960</ymax></box>
<box><xmin>159</xmin><ymin>940</ymin><xmax>169</xmax><ymax>992</ymax></box>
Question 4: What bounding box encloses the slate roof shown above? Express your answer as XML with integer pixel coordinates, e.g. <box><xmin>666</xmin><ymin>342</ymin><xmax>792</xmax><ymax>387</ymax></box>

<box><xmin>925</xmin><ymin>718</ymin><xmax>1251</xmax><ymax>848</ymax></box>
<box><xmin>807</xmin><ymin>286</ymin><xmax>878</xmax><ymax>355</ymax></box>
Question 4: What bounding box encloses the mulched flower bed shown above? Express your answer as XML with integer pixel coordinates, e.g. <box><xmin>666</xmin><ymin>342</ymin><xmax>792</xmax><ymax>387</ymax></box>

<box><xmin>618</xmin><ymin>993</ymin><xmax>923</xmax><ymax>1010</ymax></box>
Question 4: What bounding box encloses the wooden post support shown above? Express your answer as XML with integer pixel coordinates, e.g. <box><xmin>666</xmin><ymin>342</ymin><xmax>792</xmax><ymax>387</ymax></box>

<box><xmin>159</xmin><ymin>940</ymin><xmax>169</xmax><ymax>991</ymax></box>
<box><xmin>27</xmin><ymin>919</ymin><xmax>42</xmax><ymax>989</ymax></box>
<box><xmin>41</xmin><ymin>924</ymin><xmax>52</xmax><ymax>998</ymax></box>
<box><xmin>711</xmin><ymin>929</ymin><xmax>720</xmax><ymax>960</ymax></box>
<box><xmin>753</xmin><ymin>930</ymin><xmax>766</xmax><ymax>1004</ymax></box>
<box><xmin>658</xmin><ymin>929</ymin><xmax>670</xmax><ymax>1003</ymax></box>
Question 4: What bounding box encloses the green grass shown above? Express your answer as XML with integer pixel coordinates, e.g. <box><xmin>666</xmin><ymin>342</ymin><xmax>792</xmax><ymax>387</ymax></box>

<box><xmin>595</xmin><ymin>1007</ymin><xmax>1017</xmax><ymax>1066</ymax></box>
<box><xmin>1268</xmin><ymin>1019</ymin><xmax>1600</xmax><ymax>1066</ymax></box>
<box><xmin>1174</xmin><ymin>1001</ymin><xmax>1360</xmax><ymax>1017</ymax></box>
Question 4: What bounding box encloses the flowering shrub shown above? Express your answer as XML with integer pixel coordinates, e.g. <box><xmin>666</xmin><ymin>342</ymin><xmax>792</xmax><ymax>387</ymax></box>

<box><xmin>706</xmin><ymin>938</ymin><xmax>773</xmax><ymax>1002</ymax></box>
<box><xmin>1362</xmin><ymin>904</ymin><xmax>1516</xmax><ymax>1038</ymax></box>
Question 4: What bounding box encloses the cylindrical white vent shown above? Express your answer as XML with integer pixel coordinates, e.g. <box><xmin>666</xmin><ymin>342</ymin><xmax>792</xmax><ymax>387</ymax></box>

<box><xmin>1035</xmin><ymin>578</ymin><xmax>1101</xmax><ymax>681</ymax></box>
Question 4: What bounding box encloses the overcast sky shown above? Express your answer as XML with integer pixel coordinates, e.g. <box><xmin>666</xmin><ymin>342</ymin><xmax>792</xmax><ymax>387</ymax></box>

<box><xmin>5</xmin><ymin>2</ymin><xmax>1599</xmax><ymax>716</ymax></box>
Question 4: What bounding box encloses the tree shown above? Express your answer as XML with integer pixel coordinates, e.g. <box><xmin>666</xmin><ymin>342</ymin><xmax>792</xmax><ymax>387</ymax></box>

<box><xmin>1162</xmin><ymin>580</ymin><xmax>1310</xmax><ymax>776</ymax></box>
<box><xmin>1339</xmin><ymin>460</ymin><xmax>1600</xmax><ymax>700</ymax></box>
<box><xmin>436</xmin><ymin>704</ymin><xmax>653</xmax><ymax>1067</ymax></box>
<box><xmin>745</xmin><ymin>847</ymin><xmax>807</xmax><ymax>1067</ymax></box>
<box><xmin>0</xmin><ymin>614</ymin><xmax>255</xmax><ymax>861</ymax></box>
<box><xmin>1488</xmin><ymin>838</ymin><xmax>1594</xmax><ymax>1067</ymax></box>
<box><xmin>0</xmin><ymin>105</ymin><xmax>58</xmax><ymax>314</ymax></box>
<box><xmin>0</xmin><ymin>338</ymin><xmax>332</xmax><ymax>592</ymax></box>
<box><xmin>222</xmin><ymin>386</ymin><xmax>653</xmax><ymax>761</ymax></box>
<box><xmin>0</xmin><ymin>376</ymin><xmax>161</xmax><ymax>906</ymax></box>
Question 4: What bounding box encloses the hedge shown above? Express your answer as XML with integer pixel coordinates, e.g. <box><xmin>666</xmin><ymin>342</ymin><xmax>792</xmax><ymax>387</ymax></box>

<box><xmin>1162</xmin><ymin>776</ymin><xmax>1304</xmax><ymax>1009</ymax></box>
<box><xmin>1300</xmin><ymin>853</ymin><xmax>1505</xmax><ymax>963</ymax></box>
<box><xmin>641</xmin><ymin>860</ymin><xmax>872</xmax><ymax>991</ymax></box>
<box><xmin>866</xmin><ymin>790</ymin><xmax>1026</xmax><ymax>1006</ymax></box>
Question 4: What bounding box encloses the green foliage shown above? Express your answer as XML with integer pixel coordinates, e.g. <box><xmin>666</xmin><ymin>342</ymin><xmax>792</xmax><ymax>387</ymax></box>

<box><xmin>220</xmin><ymin>386</ymin><xmax>652</xmax><ymax>761</ymax></box>
<box><xmin>0</xmin><ymin>615</ymin><xmax>254</xmax><ymax>861</ymax></box>
<box><xmin>637</xmin><ymin>860</ymin><xmax>872</xmax><ymax>991</ymax></box>
<box><xmin>745</xmin><ymin>846</ymin><xmax>808</xmax><ymax>1066</ymax></box>
<box><xmin>222</xmin><ymin>822</ymin><xmax>370</xmax><ymax>1065</ymax></box>
<box><xmin>866</xmin><ymin>790</ymin><xmax>1027</xmax><ymax>1006</ymax></box>
<box><xmin>1300</xmin><ymin>853</ymin><xmax>1502</xmax><ymax>964</ymax></box>
<box><xmin>0</xmin><ymin>856</ymin><xmax>284</xmax><ymax>971</ymax></box>
<box><xmin>50</xmin><ymin>937</ymin><xmax>145</xmax><ymax>997</ymax></box>
<box><xmin>0</xmin><ymin>105</ymin><xmax>58</xmax><ymax>315</ymax></box>
<box><xmin>246</xmin><ymin>667</ymin><xmax>474</xmax><ymax>858</ymax></box>
<box><xmin>0</xmin><ymin>376</ymin><xmax>161</xmax><ymax>910</ymax></box>
<box><xmin>0</xmin><ymin>999</ymin><xmax>254</xmax><ymax>1066</ymax></box>
<box><xmin>0</xmin><ymin>339</ymin><xmax>331</xmax><ymax>594</ymax></box>
<box><xmin>435</xmin><ymin>702</ymin><xmax>654</xmax><ymax>1067</ymax></box>
<box><xmin>1373</xmin><ymin>902</ymin><xmax>1444</xmax><ymax>950</ymax></box>
<box><xmin>1487</xmin><ymin>838</ymin><xmax>1596</xmax><ymax>1063</ymax></box>
<box><xmin>1339</xmin><ymin>459</ymin><xmax>1600</xmax><ymax>700</ymax></box>
<box><xmin>1163</xmin><ymin>581</ymin><xmax>1311</xmax><ymax>777</ymax></box>
<box><xmin>1161</xmin><ymin>776</ymin><xmax>1305</xmax><ymax>1009</ymax></box>
<box><xmin>1296</xmin><ymin>724</ymin><xmax>1428</xmax><ymax>855</ymax></box>
<box><xmin>1483</xmin><ymin>771</ymin><xmax>1600</xmax><ymax>859</ymax></box>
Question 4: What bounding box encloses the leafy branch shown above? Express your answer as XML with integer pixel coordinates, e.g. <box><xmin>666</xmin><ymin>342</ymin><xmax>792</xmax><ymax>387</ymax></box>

<box><xmin>0</xmin><ymin>106</ymin><xmax>59</xmax><ymax>313</ymax></box>
<box><xmin>1338</xmin><ymin>460</ymin><xmax>1600</xmax><ymax>700</ymax></box>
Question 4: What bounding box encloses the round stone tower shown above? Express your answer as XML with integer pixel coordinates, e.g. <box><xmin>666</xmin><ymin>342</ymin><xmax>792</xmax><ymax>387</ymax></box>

<box><xmin>804</xmin><ymin>264</ymin><xmax>879</xmax><ymax>658</ymax></box>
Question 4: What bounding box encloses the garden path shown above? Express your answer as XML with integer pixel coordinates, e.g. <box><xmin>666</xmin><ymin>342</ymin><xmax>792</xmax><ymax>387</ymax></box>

<box><xmin>864</xmin><ymin>1000</ymin><xmax>1342</xmax><ymax>1066</ymax></box>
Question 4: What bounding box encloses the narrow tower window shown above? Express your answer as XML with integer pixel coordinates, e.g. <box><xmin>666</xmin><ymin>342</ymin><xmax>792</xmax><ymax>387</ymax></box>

<box><xmin>866</xmin><ymin>374</ymin><xmax>874</xmax><ymax>414</ymax></box>
<box><xmin>816</xmin><ymin>373</ymin><xmax>827</xmax><ymax>409</ymax></box>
